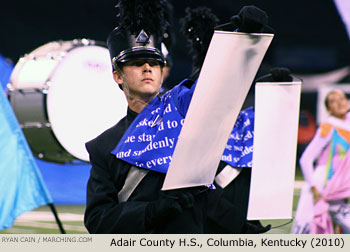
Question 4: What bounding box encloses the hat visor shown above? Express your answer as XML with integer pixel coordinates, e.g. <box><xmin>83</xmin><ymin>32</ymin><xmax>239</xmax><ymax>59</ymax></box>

<box><xmin>116</xmin><ymin>47</ymin><xmax>165</xmax><ymax>66</ymax></box>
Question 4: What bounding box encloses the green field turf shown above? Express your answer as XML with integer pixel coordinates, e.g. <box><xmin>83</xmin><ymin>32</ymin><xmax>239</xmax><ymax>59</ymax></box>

<box><xmin>0</xmin><ymin>187</ymin><xmax>302</xmax><ymax>234</ymax></box>
<box><xmin>0</xmin><ymin>167</ymin><xmax>303</xmax><ymax>234</ymax></box>
<box><xmin>0</xmin><ymin>205</ymin><xmax>88</xmax><ymax>234</ymax></box>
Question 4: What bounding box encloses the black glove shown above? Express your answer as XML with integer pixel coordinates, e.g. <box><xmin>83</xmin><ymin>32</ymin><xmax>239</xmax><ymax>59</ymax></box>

<box><xmin>270</xmin><ymin>67</ymin><xmax>293</xmax><ymax>82</ymax></box>
<box><xmin>144</xmin><ymin>188</ymin><xmax>198</xmax><ymax>230</ymax></box>
<box><xmin>145</xmin><ymin>195</ymin><xmax>183</xmax><ymax>230</ymax></box>
<box><xmin>172</xmin><ymin>190</ymin><xmax>196</xmax><ymax>209</ymax></box>
<box><xmin>243</xmin><ymin>220</ymin><xmax>271</xmax><ymax>234</ymax></box>
<box><xmin>231</xmin><ymin>5</ymin><xmax>268</xmax><ymax>33</ymax></box>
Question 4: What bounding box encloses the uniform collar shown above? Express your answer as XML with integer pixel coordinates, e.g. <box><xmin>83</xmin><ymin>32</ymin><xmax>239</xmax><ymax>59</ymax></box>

<box><xmin>127</xmin><ymin>107</ymin><xmax>139</xmax><ymax>122</ymax></box>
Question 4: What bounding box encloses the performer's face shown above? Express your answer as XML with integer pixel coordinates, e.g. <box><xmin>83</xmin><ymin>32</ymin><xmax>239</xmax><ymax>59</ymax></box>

<box><xmin>114</xmin><ymin>59</ymin><xmax>163</xmax><ymax>100</ymax></box>
<box><xmin>326</xmin><ymin>90</ymin><xmax>349</xmax><ymax>119</ymax></box>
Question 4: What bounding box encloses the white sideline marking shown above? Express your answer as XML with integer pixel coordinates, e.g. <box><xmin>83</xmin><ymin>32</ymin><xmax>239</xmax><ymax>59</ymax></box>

<box><xmin>294</xmin><ymin>181</ymin><xmax>305</xmax><ymax>189</ymax></box>
<box><xmin>14</xmin><ymin>220</ymin><xmax>87</xmax><ymax>232</ymax></box>
<box><xmin>17</xmin><ymin>212</ymin><xmax>83</xmax><ymax>221</ymax></box>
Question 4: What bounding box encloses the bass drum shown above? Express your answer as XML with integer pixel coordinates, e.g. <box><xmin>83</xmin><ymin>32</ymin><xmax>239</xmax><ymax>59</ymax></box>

<box><xmin>9</xmin><ymin>39</ymin><xmax>127</xmax><ymax>163</ymax></box>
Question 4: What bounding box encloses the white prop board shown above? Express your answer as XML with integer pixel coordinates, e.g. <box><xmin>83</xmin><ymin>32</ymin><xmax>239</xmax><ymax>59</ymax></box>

<box><xmin>247</xmin><ymin>82</ymin><xmax>302</xmax><ymax>220</ymax></box>
<box><xmin>162</xmin><ymin>31</ymin><xmax>274</xmax><ymax>190</ymax></box>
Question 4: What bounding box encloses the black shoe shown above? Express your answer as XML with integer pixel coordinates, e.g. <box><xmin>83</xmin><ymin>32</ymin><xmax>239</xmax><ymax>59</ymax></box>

<box><xmin>243</xmin><ymin>220</ymin><xmax>271</xmax><ymax>234</ymax></box>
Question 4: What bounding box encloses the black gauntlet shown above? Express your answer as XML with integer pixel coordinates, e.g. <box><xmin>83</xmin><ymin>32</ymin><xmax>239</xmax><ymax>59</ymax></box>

<box><xmin>231</xmin><ymin>5</ymin><xmax>268</xmax><ymax>33</ymax></box>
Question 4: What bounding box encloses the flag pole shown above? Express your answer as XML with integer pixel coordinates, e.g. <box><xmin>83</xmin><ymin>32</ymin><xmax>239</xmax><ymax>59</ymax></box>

<box><xmin>48</xmin><ymin>203</ymin><xmax>66</xmax><ymax>234</ymax></box>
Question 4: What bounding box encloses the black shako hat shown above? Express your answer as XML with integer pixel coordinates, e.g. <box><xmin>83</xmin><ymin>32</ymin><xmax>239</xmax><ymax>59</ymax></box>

<box><xmin>107</xmin><ymin>28</ymin><xmax>166</xmax><ymax>69</ymax></box>
<box><xmin>107</xmin><ymin>0</ymin><xmax>172</xmax><ymax>70</ymax></box>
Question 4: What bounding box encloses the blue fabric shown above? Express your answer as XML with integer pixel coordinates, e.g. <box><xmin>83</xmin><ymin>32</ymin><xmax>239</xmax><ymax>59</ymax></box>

<box><xmin>112</xmin><ymin>81</ymin><xmax>190</xmax><ymax>173</ymax></box>
<box><xmin>0</xmin><ymin>89</ymin><xmax>52</xmax><ymax>230</ymax></box>
<box><xmin>223</xmin><ymin>107</ymin><xmax>254</xmax><ymax>167</ymax></box>
<box><xmin>35</xmin><ymin>159</ymin><xmax>90</xmax><ymax>205</ymax></box>
<box><xmin>327</xmin><ymin>130</ymin><xmax>350</xmax><ymax>180</ymax></box>
<box><xmin>0</xmin><ymin>54</ymin><xmax>13</xmax><ymax>91</ymax></box>
<box><xmin>112</xmin><ymin>80</ymin><xmax>255</xmax><ymax>173</ymax></box>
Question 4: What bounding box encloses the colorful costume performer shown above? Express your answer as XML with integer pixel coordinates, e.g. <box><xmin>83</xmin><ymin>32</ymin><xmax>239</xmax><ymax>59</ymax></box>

<box><xmin>292</xmin><ymin>113</ymin><xmax>350</xmax><ymax>234</ymax></box>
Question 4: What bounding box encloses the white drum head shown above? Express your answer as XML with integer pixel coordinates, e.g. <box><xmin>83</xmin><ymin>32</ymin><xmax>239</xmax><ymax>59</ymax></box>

<box><xmin>46</xmin><ymin>44</ymin><xmax>127</xmax><ymax>161</ymax></box>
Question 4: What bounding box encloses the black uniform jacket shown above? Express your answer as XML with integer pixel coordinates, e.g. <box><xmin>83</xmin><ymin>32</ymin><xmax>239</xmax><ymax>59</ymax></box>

<box><xmin>205</xmin><ymin>163</ymin><xmax>251</xmax><ymax>233</ymax></box>
<box><xmin>84</xmin><ymin>108</ymin><xmax>207</xmax><ymax>234</ymax></box>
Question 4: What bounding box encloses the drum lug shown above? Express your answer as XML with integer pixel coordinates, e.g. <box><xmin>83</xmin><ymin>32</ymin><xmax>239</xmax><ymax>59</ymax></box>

<box><xmin>81</xmin><ymin>38</ymin><xmax>91</xmax><ymax>46</ymax></box>
<box><xmin>72</xmin><ymin>38</ymin><xmax>92</xmax><ymax>46</ymax></box>
<box><xmin>7</xmin><ymin>83</ymin><xmax>14</xmax><ymax>92</ymax></box>
<box><xmin>42</xmin><ymin>81</ymin><xmax>51</xmax><ymax>94</ymax></box>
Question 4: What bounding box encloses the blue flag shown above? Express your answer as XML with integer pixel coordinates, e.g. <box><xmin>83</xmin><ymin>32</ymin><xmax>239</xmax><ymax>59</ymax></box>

<box><xmin>0</xmin><ymin>85</ymin><xmax>53</xmax><ymax>230</ymax></box>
